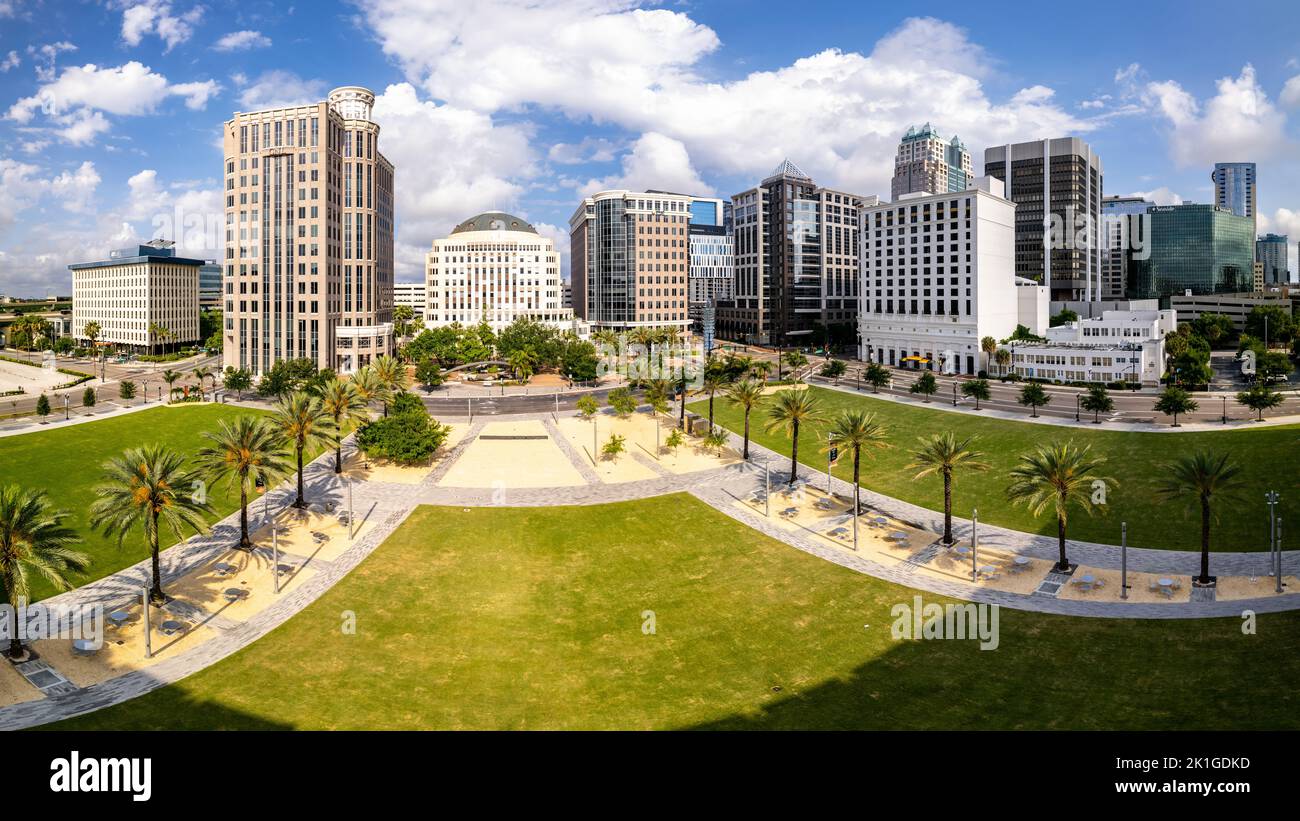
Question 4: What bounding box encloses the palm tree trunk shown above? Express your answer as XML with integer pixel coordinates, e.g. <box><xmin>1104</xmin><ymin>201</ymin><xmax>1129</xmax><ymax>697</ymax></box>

<box><xmin>1056</xmin><ymin>513</ymin><xmax>1069</xmax><ymax>572</ymax></box>
<box><xmin>294</xmin><ymin>445</ymin><xmax>306</xmax><ymax>508</ymax></box>
<box><xmin>942</xmin><ymin>471</ymin><xmax>953</xmax><ymax>544</ymax></box>
<box><xmin>789</xmin><ymin>420</ymin><xmax>800</xmax><ymax>485</ymax></box>
<box><xmin>149</xmin><ymin>511</ymin><xmax>165</xmax><ymax>604</ymax></box>
<box><xmin>1199</xmin><ymin>498</ymin><xmax>1212</xmax><ymax>584</ymax></box>
<box><xmin>852</xmin><ymin>447</ymin><xmax>861</xmax><ymax>516</ymax></box>
<box><xmin>5</xmin><ymin>587</ymin><xmax>23</xmax><ymax>659</ymax></box>
<box><xmin>708</xmin><ymin>391</ymin><xmax>715</xmax><ymax>431</ymax></box>
<box><xmin>742</xmin><ymin>409</ymin><xmax>751</xmax><ymax>460</ymax></box>
<box><xmin>335</xmin><ymin>444</ymin><xmax>343</xmax><ymax>474</ymax></box>
<box><xmin>239</xmin><ymin>483</ymin><xmax>251</xmax><ymax>548</ymax></box>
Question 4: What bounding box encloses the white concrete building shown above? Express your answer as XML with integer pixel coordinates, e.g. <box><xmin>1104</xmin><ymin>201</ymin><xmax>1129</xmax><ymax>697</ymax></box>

<box><xmin>425</xmin><ymin>211</ymin><xmax>583</xmax><ymax>335</ymax></box>
<box><xmin>858</xmin><ymin>177</ymin><xmax>1020</xmax><ymax>375</ymax></box>
<box><xmin>70</xmin><ymin>241</ymin><xmax>201</xmax><ymax>353</ymax></box>
<box><xmin>1002</xmin><ymin>309</ymin><xmax>1176</xmax><ymax>386</ymax></box>
<box><xmin>394</xmin><ymin>282</ymin><xmax>426</xmax><ymax>315</ymax></box>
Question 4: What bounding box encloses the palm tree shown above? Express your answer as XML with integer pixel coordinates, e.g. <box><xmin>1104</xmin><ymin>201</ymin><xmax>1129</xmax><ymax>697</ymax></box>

<box><xmin>351</xmin><ymin>365</ymin><xmax>388</xmax><ymax>417</ymax></box>
<box><xmin>195</xmin><ymin>416</ymin><xmax>289</xmax><ymax>548</ymax></box>
<box><xmin>994</xmin><ymin>348</ymin><xmax>1011</xmax><ymax>376</ymax></box>
<box><xmin>908</xmin><ymin>433</ymin><xmax>989</xmax><ymax>545</ymax></box>
<box><xmin>765</xmin><ymin>389</ymin><xmax>823</xmax><ymax>485</ymax></box>
<box><xmin>320</xmin><ymin>378</ymin><xmax>369</xmax><ymax>473</ymax></box>
<box><xmin>0</xmin><ymin>485</ymin><xmax>89</xmax><ymax>658</ymax></box>
<box><xmin>371</xmin><ymin>355</ymin><xmax>408</xmax><ymax>417</ymax></box>
<box><xmin>980</xmin><ymin>336</ymin><xmax>997</xmax><ymax>374</ymax></box>
<box><xmin>160</xmin><ymin>369</ymin><xmax>181</xmax><ymax>403</ymax></box>
<box><xmin>824</xmin><ymin>411</ymin><xmax>891</xmax><ymax>527</ymax></box>
<box><xmin>1157</xmin><ymin>451</ymin><xmax>1244</xmax><ymax>585</ymax></box>
<box><xmin>702</xmin><ymin>367</ymin><xmax>730</xmax><ymax>432</ymax></box>
<box><xmin>272</xmin><ymin>392</ymin><xmax>335</xmax><ymax>509</ymax></box>
<box><xmin>724</xmin><ymin>378</ymin><xmax>765</xmax><ymax>460</ymax></box>
<box><xmin>84</xmin><ymin>320</ymin><xmax>102</xmax><ymax>380</ymax></box>
<box><xmin>90</xmin><ymin>445</ymin><xmax>212</xmax><ymax>605</ymax></box>
<box><xmin>1006</xmin><ymin>442</ymin><xmax>1114</xmax><ymax>572</ymax></box>
<box><xmin>192</xmin><ymin>366</ymin><xmax>212</xmax><ymax>401</ymax></box>
<box><xmin>507</xmin><ymin>349</ymin><xmax>534</xmax><ymax>382</ymax></box>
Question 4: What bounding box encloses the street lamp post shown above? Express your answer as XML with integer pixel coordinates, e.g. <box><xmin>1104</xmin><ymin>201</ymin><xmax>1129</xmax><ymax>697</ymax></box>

<box><xmin>1276</xmin><ymin>516</ymin><xmax>1283</xmax><ymax>595</ymax></box>
<box><xmin>764</xmin><ymin>459</ymin><xmax>770</xmax><ymax>518</ymax></box>
<box><xmin>1120</xmin><ymin>522</ymin><xmax>1129</xmax><ymax>600</ymax></box>
<box><xmin>347</xmin><ymin>476</ymin><xmax>354</xmax><ymax>542</ymax></box>
<box><xmin>971</xmin><ymin>509</ymin><xmax>979</xmax><ymax>580</ymax></box>
<box><xmin>952</xmin><ymin>381</ymin><xmax>958</xmax><ymax>407</ymax></box>
<box><xmin>1075</xmin><ymin>393</ymin><xmax>1080</xmax><ymax>422</ymax></box>
<box><xmin>1266</xmin><ymin>491</ymin><xmax>1280</xmax><ymax>576</ymax></box>
<box><xmin>63</xmin><ymin>394</ymin><xmax>69</xmax><ymax>420</ymax></box>
<box><xmin>142</xmin><ymin>587</ymin><xmax>152</xmax><ymax>660</ymax></box>
<box><xmin>272</xmin><ymin>523</ymin><xmax>280</xmax><ymax>594</ymax></box>
<box><xmin>1222</xmin><ymin>395</ymin><xmax>1227</xmax><ymax>425</ymax></box>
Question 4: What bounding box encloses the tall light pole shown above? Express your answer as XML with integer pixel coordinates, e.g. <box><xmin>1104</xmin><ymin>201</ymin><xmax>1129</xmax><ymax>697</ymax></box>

<box><xmin>1075</xmin><ymin>393</ymin><xmax>1081</xmax><ymax>422</ymax></box>
<box><xmin>272</xmin><ymin>522</ymin><xmax>280</xmax><ymax>594</ymax></box>
<box><xmin>970</xmin><ymin>509</ymin><xmax>979</xmax><ymax>580</ymax></box>
<box><xmin>1120</xmin><ymin>522</ymin><xmax>1129</xmax><ymax>600</ymax></box>
<box><xmin>1266</xmin><ymin>491</ymin><xmax>1280</xmax><ymax>577</ymax></box>
<box><xmin>1222</xmin><ymin>395</ymin><xmax>1227</xmax><ymax>425</ymax></box>
<box><xmin>347</xmin><ymin>476</ymin><xmax>354</xmax><ymax>542</ymax></box>
<box><xmin>1275</xmin><ymin>516</ymin><xmax>1283</xmax><ymax>595</ymax></box>
<box><xmin>764</xmin><ymin>459</ymin><xmax>770</xmax><ymax>518</ymax></box>
<box><xmin>952</xmin><ymin>381</ymin><xmax>958</xmax><ymax>407</ymax></box>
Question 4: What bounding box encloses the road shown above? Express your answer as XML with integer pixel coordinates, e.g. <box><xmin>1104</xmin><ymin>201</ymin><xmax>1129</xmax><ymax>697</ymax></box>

<box><xmin>806</xmin><ymin>370</ymin><xmax>1300</xmax><ymax>425</ymax></box>
<box><xmin>0</xmin><ymin>350</ymin><xmax>223</xmax><ymax>425</ymax></box>
<box><xmin>421</xmin><ymin>386</ymin><xmax>622</xmax><ymax>417</ymax></box>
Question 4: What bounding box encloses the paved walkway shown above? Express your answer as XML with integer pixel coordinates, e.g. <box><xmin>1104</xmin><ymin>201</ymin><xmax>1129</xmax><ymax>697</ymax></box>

<box><xmin>1</xmin><ymin>407</ymin><xmax>1296</xmax><ymax>730</ymax></box>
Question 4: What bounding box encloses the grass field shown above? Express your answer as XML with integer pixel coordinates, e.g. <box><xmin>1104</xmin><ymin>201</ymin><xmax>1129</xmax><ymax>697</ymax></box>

<box><xmin>0</xmin><ymin>404</ymin><xmax>297</xmax><ymax>600</ymax></box>
<box><xmin>48</xmin><ymin>495</ymin><xmax>1300</xmax><ymax>730</ymax></box>
<box><xmin>692</xmin><ymin>385</ymin><xmax>1300</xmax><ymax>553</ymax></box>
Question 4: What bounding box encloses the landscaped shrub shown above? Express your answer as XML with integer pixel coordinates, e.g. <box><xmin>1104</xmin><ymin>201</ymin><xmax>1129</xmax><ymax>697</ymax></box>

<box><xmin>355</xmin><ymin>400</ymin><xmax>449</xmax><ymax>465</ymax></box>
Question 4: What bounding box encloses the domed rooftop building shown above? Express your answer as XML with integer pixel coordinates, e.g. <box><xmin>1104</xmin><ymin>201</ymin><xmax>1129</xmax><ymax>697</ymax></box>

<box><xmin>425</xmin><ymin>212</ymin><xmax>588</xmax><ymax>338</ymax></box>
<box><xmin>450</xmin><ymin>212</ymin><xmax>538</xmax><ymax>235</ymax></box>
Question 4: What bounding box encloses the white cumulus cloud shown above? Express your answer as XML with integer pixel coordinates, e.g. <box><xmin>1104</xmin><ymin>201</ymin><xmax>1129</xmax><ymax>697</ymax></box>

<box><xmin>214</xmin><ymin>30</ymin><xmax>271</xmax><ymax>52</ymax></box>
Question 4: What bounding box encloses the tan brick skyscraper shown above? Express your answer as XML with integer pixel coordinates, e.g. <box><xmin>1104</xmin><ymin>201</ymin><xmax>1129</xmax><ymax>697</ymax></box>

<box><xmin>221</xmin><ymin>85</ymin><xmax>394</xmax><ymax>376</ymax></box>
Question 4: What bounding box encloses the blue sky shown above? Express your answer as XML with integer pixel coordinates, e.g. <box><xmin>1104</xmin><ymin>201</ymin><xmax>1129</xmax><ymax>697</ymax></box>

<box><xmin>3</xmin><ymin>0</ymin><xmax>1300</xmax><ymax>296</ymax></box>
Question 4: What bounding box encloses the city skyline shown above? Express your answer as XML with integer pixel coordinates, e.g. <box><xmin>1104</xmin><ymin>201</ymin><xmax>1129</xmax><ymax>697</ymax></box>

<box><xmin>4</xmin><ymin>0</ymin><xmax>1300</xmax><ymax>297</ymax></box>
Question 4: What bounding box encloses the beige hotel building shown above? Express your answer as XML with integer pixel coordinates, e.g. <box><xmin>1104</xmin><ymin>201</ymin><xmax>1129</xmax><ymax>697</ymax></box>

<box><xmin>221</xmin><ymin>85</ymin><xmax>395</xmax><ymax>375</ymax></box>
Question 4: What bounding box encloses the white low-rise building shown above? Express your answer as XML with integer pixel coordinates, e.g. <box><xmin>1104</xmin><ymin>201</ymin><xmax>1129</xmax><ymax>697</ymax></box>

<box><xmin>858</xmin><ymin>177</ymin><xmax>1020</xmax><ymax>375</ymax></box>
<box><xmin>1001</xmin><ymin>309</ymin><xmax>1175</xmax><ymax>386</ymax></box>
<box><xmin>70</xmin><ymin>241</ymin><xmax>201</xmax><ymax>353</ymax></box>
<box><xmin>425</xmin><ymin>211</ymin><xmax>585</xmax><ymax>336</ymax></box>
<box><xmin>394</xmin><ymin>282</ymin><xmax>427</xmax><ymax>315</ymax></box>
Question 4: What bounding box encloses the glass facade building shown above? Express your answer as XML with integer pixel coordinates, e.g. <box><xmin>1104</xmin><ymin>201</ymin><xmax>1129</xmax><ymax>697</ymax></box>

<box><xmin>1211</xmin><ymin>162</ymin><xmax>1256</xmax><ymax>224</ymax></box>
<box><xmin>1256</xmin><ymin>233</ymin><xmax>1289</xmax><ymax>286</ymax></box>
<box><xmin>1127</xmin><ymin>204</ymin><xmax>1254</xmax><ymax>300</ymax></box>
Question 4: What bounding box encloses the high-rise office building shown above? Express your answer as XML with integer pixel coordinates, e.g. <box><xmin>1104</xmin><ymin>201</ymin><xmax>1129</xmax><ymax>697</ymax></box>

<box><xmin>424</xmin><ymin>211</ymin><xmax>577</xmax><ymax>333</ymax></box>
<box><xmin>71</xmin><ymin>240</ymin><xmax>201</xmax><ymax>353</ymax></box>
<box><xmin>983</xmin><ymin>138</ymin><xmax>1104</xmax><ymax>302</ymax></box>
<box><xmin>682</xmin><ymin>195</ymin><xmax>734</xmax><ymax>322</ymax></box>
<box><xmin>718</xmin><ymin>159</ymin><xmax>875</xmax><ymax>345</ymax></box>
<box><xmin>199</xmin><ymin>261</ymin><xmax>222</xmax><ymax>309</ymax></box>
<box><xmin>1100</xmin><ymin>195</ymin><xmax>1151</xmax><ymax>301</ymax></box>
<box><xmin>1126</xmin><ymin>204</ymin><xmax>1254</xmax><ymax>300</ymax></box>
<box><xmin>221</xmin><ymin>85</ymin><xmax>395</xmax><ymax>375</ymax></box>
<box><xmin>857</xmin><ymin>177</ymin><xmax>1022</xmax><ymax>376</ymax></box>
<box><xmin>890</xmin><ymin>123</ymin><xmax>972</xmax><ymax>200</ymax></box>
<box><xmin>1211</xmin><ymin>162</ymin><xmax>1257</xmax><ymax>234</ymax></box>
<box><xmin>1256</xmin><ymin>233</ymin><xmax>1289</xmax><ymax>287</ymax></box>
<box><xmin>569</xmin><ymin>190</ymin><xmax>692</xmax><ymax>330</ymax></box>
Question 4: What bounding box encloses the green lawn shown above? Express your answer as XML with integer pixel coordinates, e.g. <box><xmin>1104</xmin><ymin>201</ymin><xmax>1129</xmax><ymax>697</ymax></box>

<box><xmin>48</xmin><ymin>495</ymin><xmax>1300</xmax><ymax>730</ymax></box>
<box><xmin>693</xmin><ymin>385</ymin><xmax>1300</xmax><ymax>553</ymax></box>
<box><xmin>0</xmin><ymin>404</ymin><xmax>286</xmax><ymax>600</ymax></box>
